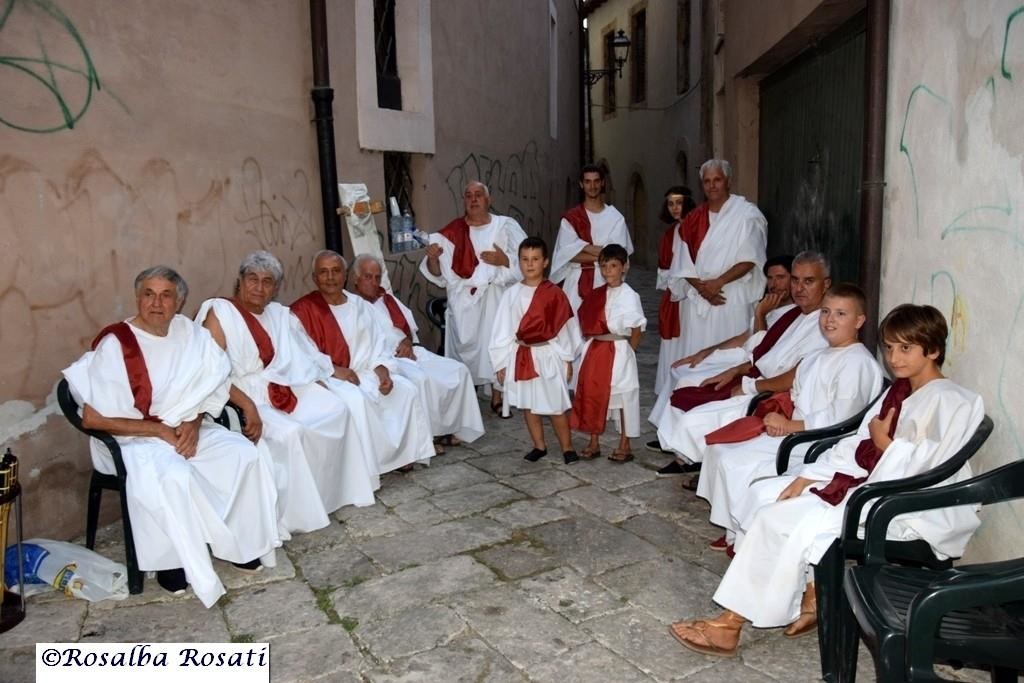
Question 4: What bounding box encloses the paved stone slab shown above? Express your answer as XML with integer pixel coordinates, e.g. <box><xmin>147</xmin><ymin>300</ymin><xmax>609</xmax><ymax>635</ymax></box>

<box><xmin>618</xmin><ymin>478</ymin><xmax>694</xmax><ymax>520</ymax></box>
<box><xmin>620</xmin><ymin>512</ymin><xmax>709</xmax><ymax>559</ymax></box>
<box><xmin>216</xmin><ymin>551</ymin><xmax>297</xmax><ymax>591</ymax></box>
<box><xmin>517</xmin><ymin>567</ymin><xmax>626</xmax><ymax>624</ymax></box>
<box><xmin>374</xmin><ymin>474</ymin><xmax>432</xmax><ymax>507</ymax></box>
<box><xmin>81</xmin><ymin>598</ymin><xmax>230</xmax><ymax>642</ymax></box>
<box><xmin>682</xmin><ymin>660</ymin><xmax>776</xmax><ymax>683</ymax></box>
<box><xmin>390</xmin><ymin>497</ymin><xmax>453</xmax><ymax>526</ymax></box>
<box><xmin>466</xmin><ymin>451</ymin><xmax>554</xmax><ymax>477</ymax></box>
<box><xmin>409</xmin><ymin>461</ymin><xmax>493</xmax><ymax>492</ymax></box>
<box><xmin>222</xmin><ymin>580</ymin><xmax>328</xmax><ymax>639</ymax></box>
<box><xmin>484</xmin><ymin>499</ymin><xmax>569</xmax><ymax>528</ymax></box>
<box><xmin>355</xmin><ymin>604</ymin><xmax>466</xmax><ymax>662</ymax></box>
<box><xmin>581</xmin><ymin>607</ymin><xmax>717</xmax><ymax>682</ymax></box>
<box><xmin>428</xmin><ymin>481</ymin><xmax>525</xmax><ymax>517</ymax></box>
<box><xmin>356</xmin><ymin>516</ymin><xmax>511</xmax><ymax>571</ymax></box>
<box><xmin>502</xmin><ymin>469</ymin><xmax>584</xmax><ymax>498</ymax></box>
<box><xmin>451</xmin><ymin>584</ymin><xmax>591</xmax><ymax>669</ymax></box>
<box><xmin>296</xmin><ymin>543</ymin><xmax>380</xmax><ymax>591</ymax></box>
<box><xmin>267</xmin><ymin>624</ymin><xmax>364</xmax><ymax>683</ymax></box>
<box><xmin>0</xmin><ymin>647</ymin><xmax>35</xmax><ymax>683</ymax></box>
<box><xmin>523</xmin><ymin>640</ymin><xmax>649</xmax><ymax>683</ymax></box>
<box><xmin>593</xmin><ymin>557</ymin><xmax>721</xmax><ymax>624</ymax></box>
<box><xmin>282</xmin><ymin>518</ymin><xmax>352</xmax><ymax>555</ymax></box>
<box><xmin>740</xmin><ymin>631</ymin><xmax>828</xmax><ymax>682</ymax></box>
<box><xmin>557</xmin><ymin>485</ymin><xmax>640</xmax><ymax>523</ymax></box>
<box><xmin>335</xmin><ymin>504</ymin><xmax>414</xmax><ymax>539</ymax></box>
<box><xmin>332</xmin><ymin>555</ymin><xmax>497</xmax><ymax>624</ymax></box>
<box><xmin>560</xmin><ymin>459</ymin><xmax>658</xmax><ymax>491</ymax></box>
<box><xmin>0</xmin><ymin>598</ymin><xmax>85</xmax><ymax>649</ymax></box>
<box><xmin>464</xmin><ymin>433</ymin><xmax>535</xmax><ymax>458</ymax></box>
<box><xmin>475</xmin><ymin>540</ymin><xmax>558</xmax><ymax>579</ymax></box>
<box><xmin>526</xmin><ymin>516</ymin><xmax>661</xmax><ymax>576</ymax></box>
<box><xmin>363</xmin><ymin>635</ymin><xmax>526</xmax><ymax>682</ymax></box>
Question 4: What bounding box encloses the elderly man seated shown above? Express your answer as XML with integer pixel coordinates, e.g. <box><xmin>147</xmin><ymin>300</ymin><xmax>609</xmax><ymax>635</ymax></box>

<box><xmin>63</xmin><ymin>266</ymin><xmax>280</xmax><ymax>606</ymax></box>
<box><xmin>197</xmin><ymin>251</ymin><xmax>381</xmax><ymax>526</ymax></box>
<box><xmin>292</xmin><ymin>250</ymin><xmax>435</xmax><ymax>473</ymax></box>
<box><xmin>349</xmin><ymin>254</ymin><xmax>484</xmax><ymax>450</ymax></box>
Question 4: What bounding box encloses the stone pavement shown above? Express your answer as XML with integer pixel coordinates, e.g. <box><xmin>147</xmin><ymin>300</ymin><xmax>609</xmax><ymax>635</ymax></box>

<box><xmin>0</xmin><ymin>269</ymin><xmax>985</xmax><ymax>682</ymax></box>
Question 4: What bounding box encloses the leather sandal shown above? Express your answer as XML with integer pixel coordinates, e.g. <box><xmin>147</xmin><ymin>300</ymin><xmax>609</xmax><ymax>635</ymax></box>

<box><xmin>668</xmin><ymin>617</ymin><xmax>741</xmax><ymax>657</ymax></box>
<box><xmin>783</xmin><ymin>591</ymin><xmax>818</xmax><ymax>639</ymax></box>
<box><xmin>607</xmin><ymin>449</ymin><xmax>634</xmax><ymax>463</ymax></box>
<box><xmin>579</xmin><ymin>446</ymin><xmax>602</xmax><ymax>459</ymax></box>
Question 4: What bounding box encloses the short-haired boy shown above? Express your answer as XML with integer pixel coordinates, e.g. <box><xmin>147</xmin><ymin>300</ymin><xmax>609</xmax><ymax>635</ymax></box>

<box><xmin>696</xmin><ymin>283</ymin><xmax>884</xmax><ymax>553</ymax></box>
<box><xmin>570</xmin><ymin>244</ymin><xmax>647</xmax><ymax>462</ymax></box>
<box><xmin>489</xmin><ymin>237</ymin><xmax>583</xmax><ymax>464</ymax></box>
<box><xmin>669</xmin><ymin>303</ymin><xmax>985</xmax><ymax>656</ymax></box>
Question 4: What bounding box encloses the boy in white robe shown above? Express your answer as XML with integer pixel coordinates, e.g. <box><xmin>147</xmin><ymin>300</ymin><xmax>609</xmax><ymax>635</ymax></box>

<box><xmin>350</xmin><ymin>254</ymin><xmax>484</xmax><ymax>448</ymax></box>
<box><xmin>698</xmin><ymin>284</ymin><xmax>884</xmax><ymax>552</ymax></box>
<box><xmin>490</xmin><ymin>236</ymin><xmax>583</xmax><ymax>464</ymax></box>
<box><xmin>291</xmin><ymin>251</ymin><xmax>435</xmax><ymax>474</ymax></box>
<box><xmin>669</xmin><ymin>304</ymin><xmax>985</xmax><ymax>657</ymax></box>
<box><xmin>550</xmin><ymin>164</ymin><xmax>634</xmax><ymax>312</ymax></box>
<box><xmin>570</xmin><ymin>244</ymin><xmax>647</xmax><ymax>462</ymax></box>
<box><xmin>63</xmin><ymin>266</ymin><xmax>280</xmax><ymax>606</ymax></box>
<box><xmin>199</xmin><ymin>251</ymin><xmax>381</xmax><ymax>521</ymax></box>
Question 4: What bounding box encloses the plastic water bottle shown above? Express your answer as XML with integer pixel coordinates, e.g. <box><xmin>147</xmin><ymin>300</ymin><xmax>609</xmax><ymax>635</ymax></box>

<box><xmin>401</xmin><ymin>211</ymin><xmax>416</xmax><ymax>251</ymax></box>
<box><xmin>388</xmin><ymin>197</ymin><xmax>404</xmax><ymax>252</ymax></box>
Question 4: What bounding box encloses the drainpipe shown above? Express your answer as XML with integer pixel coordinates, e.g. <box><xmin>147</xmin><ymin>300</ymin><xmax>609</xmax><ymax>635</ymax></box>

<box><xmin>859</xmin><ymin>0</ymin><xmax>890</xmax><ymax>353</ymax></box>
<box><xmin>578</xmin><ymin>5</ymin><xmax>587</xmax><ymax>167</ymax></box>
<box><xmin>309</xmin><ymin>0</ymin><xmax>343</xmax><ymax>254</ymax></box>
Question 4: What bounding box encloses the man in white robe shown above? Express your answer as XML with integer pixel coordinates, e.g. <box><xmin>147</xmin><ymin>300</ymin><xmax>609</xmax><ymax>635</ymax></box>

<box><xmin>350</xmin><ymin>254</ymin><xmax>484</xmax><ymax>447</ymax></box>
<box><xmin>669</xmin><ymin>304</ymin><xmax>984</xmax><ymax>656</ymax></box>
<box><xmin>420</xmin><ymin>181</ymin><xmax>528</xmax><ymax>411</ymax></box>
<box><xmin>63</xmin><ymin>266</ymin><xmax>280</xmax><ymax>607</ymax></box>
<box><xmin>198</xmin><ymin>251</ymin><xmax>381</xmax><ymax>520</ymax></box>
<box><xmin>673</xmin><ymin>159</ymin><xmax>767</xmax><ymax>359</ymax></box>
<box><xmin>550</xmin><ymin>164</ymin><xmax>634</xmax><ymax>312</ymax></box>
<box><xmin>293</xmin><ymin>250</ymin><xmax>435</xmax><ymax>473</ymax></box>
<box><xmin>698</xmin><ymin>286</ymin><xmax>884</xmax><ymax>549</ymax></box>
<box><xmin>651</xmin><ymin>253</ymin><xmax>832</xmax><ymax>471</ymax></box>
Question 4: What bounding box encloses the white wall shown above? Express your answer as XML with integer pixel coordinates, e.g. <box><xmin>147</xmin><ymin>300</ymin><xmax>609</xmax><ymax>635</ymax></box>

<box><xmin>884</xmin><ymin>0</ymin><xmax>1024</xmax><ymax>560</ymax></box>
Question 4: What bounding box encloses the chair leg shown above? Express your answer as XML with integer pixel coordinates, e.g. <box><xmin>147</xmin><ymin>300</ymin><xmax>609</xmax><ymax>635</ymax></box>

<box><xmin>116</xmin><ymin>486</ymin><xmax>144</xmax><ymax>595</ymax></box>
<box><xmin>835</xmin><ymin>583</ymin><xmax>861</xmax><ymax>683</ymax></box>
<box><xmin>85</xmin><ymin>477</ymin><xmax>103</xmax><ymax>550</ymax></box>
<box><xmin>814</xmin><ymin>540</ymin><xmax>845</xmax><ymax>682</ymax></box>
<box><xmin>991</xmin><ymin>667</ymin><xmax>1019</xmax><ymax>683</ymax></box>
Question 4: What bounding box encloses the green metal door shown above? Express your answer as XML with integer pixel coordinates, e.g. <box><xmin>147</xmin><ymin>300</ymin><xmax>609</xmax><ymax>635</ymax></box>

<box><xmin>758</xmin><ymin>14</ymin><xmax>865</xmax><ymax>284</ymax></box>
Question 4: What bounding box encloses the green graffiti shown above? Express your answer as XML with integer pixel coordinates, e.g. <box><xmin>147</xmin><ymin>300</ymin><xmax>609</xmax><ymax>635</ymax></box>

<box><xmin>0</xmin><ymin>0</ymin><xmax>101</xmax><ymax>133</ymax></box>
<box><xmin>1000</xmin><ymin>5</ymin><xmax>1024</xmax><ymax>80</ymax></box>
<box><xmin>898</xmin><ymin>84</ymin><xmax>952</xmax><ymax>236</ymax></box>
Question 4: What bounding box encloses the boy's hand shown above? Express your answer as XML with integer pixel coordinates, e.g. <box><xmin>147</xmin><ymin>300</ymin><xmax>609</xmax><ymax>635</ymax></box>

<box><xmin>869</xmin><ymin>408</ymin><xmax>896</xmax><ymax>451</ymax></box>
<box><xmin>777</xmin><ymin>476</ymin><xmax>814</xmax><ymax>501</ymax></box>
<box><xmin>496</xmin><ymin>368</ymin><xmax>506</xmax><ymax>386</ymax></box>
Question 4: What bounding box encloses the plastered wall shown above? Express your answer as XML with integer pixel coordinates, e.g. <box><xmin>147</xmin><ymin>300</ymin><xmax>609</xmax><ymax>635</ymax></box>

<box><xmin>0</xmin><ymin>0</ymin><xmax>579</xmax><ymax>539</ymax></box>
<box><xmin>883</xmin><ymin>0</ymin><xmax>1024</xmax><ymax>561</ymax></box>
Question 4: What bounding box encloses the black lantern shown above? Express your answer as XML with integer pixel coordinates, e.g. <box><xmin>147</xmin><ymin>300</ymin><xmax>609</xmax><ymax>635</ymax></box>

<box><xmin>584</xmin><ymin>29</ymin><xmax>632</xmax><ymax>86</ymax></box>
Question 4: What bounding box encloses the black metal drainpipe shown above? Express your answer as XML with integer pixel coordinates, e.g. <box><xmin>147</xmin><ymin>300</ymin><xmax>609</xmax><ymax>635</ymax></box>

<box><xmin>310</xmin><ymin>0</ymin><xmax>343</xmax><ymax>254</ymax></box>
<box><xmin>859</xmin><ymin>0</ymin><xmax>890</xmax><ymax>353</ymax></box>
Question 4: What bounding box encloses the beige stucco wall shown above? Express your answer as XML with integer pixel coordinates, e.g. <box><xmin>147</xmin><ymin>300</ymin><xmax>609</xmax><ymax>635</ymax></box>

<box><xmin>587</xmin><ymin>0</ymin><xmax>705</xmax><ymax>268</ymax></box>
<box><xmin>883</xmin><ymin>0</ymin><xmax>1024</xmax><ymax>561</ymax></box>
<box><xmin>0</xmin><ymin>0</ymin><xmax>579</xmax><ymax>540</ymax></box>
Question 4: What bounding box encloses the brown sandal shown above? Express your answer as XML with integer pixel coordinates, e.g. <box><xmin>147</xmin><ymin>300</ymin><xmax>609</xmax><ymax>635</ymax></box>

<box><xmin>607</xmin><ymin>449</ymin><xmax>634</xmax><ymax>463</ymax></box>
<box><xmin>783</xmin><ymin>589</ymin><xmax>818</xmax><ymax>638</ymax></box>
<box><xmin>580</xmin><ymin>446</ymin><xmax>602</xmax><ymax>459</ymax></box>
<box><xmin>668</xmin><ymin>618</ymin><xmax>741</xmax><ymax>657</ymax></box>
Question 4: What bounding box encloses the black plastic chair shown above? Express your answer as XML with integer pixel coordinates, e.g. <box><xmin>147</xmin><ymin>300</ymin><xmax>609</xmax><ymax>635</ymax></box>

<box><xmin>815</xmin><ymin>415</ymin><xmax>994</xmax><ymax>681</ymax></box>
<box><xmin>844</xmin><ymin>457</ymin><xmax>1024</xmax><ymax>682</ymax></box>
<box><xmin>56</xmin><ymin>378</ymin><xmax>144</xmax><ymax>595</ymax></box>
<box><xmin>425</xmin><ymin>296</ymin><xmax>447</xmax><ymax>355</ymax></box>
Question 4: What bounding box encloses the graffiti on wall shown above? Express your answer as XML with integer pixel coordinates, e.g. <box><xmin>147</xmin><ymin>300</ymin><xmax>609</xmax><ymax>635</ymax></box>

<box><xmin>893</xmin><ymin>2</ymin><xmax>1024</xmax><ymax>459</ymax></box>
<box><xmin>0</xmin><ymin>150</ymin><xmax>318</xmax><ymax>407</ymax></box>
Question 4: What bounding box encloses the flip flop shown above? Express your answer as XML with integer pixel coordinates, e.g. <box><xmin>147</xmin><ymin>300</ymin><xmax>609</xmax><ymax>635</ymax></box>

<box><xmin>668</xmin><ymin>620</ymin><xmax>739</xmax><ymax>658</ymax></box>
<box><xmin>579</xmin><ymin>446</ymin><xmax>602</xmax><ymax>459</ymax></box>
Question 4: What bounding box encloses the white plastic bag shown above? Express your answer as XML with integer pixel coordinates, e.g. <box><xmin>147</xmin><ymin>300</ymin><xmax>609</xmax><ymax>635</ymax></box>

<box><xmin>4</xmin><ymin>538</ymin><xmax>129</xmax><ymax>601</ymax></box>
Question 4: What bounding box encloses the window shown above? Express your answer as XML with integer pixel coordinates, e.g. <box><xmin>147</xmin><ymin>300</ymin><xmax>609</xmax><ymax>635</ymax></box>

<box><xmin>603</xmin><ymin>30</ymin><xmax>617</xmax><ymax>115</ymax></box>
<box><xmin>631</xmin><ymin>9</ymin><xmax>647</xmax><ymax>104</ymax></box>
<box><xmin>374</xmin><ymin>0</ymin><xmax>402</xmax><ymax>109</ymax></box>
<box><xmin>676</xmin><ymin>0</ymin><xmax>691</xmax><ymax>94</ymax></box>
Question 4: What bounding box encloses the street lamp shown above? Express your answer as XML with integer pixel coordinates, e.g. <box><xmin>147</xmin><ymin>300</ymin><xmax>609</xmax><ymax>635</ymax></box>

<box><xmin>584</xmin><ymin>29</ymin><xmax>631</xmax><ymax>86</ymax></box>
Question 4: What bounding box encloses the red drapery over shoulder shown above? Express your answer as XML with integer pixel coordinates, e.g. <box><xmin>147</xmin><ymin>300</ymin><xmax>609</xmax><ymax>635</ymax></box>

<box><xmin>562</xmin><ymin>205</ymin><xmax>596</xmax><ymax>299</ymax></box>
<box><xmin>379</xmin><ymin>289</ymin><xmax>413</xmax><ymax>339</ymax></box>
<box><xmin>439</xmin><ymin>217</ymin><xmax>479</xmax><ymax>280</ymax></box>
<box><xmin>514</xmin><ymin>281</ymin><xmax>573</xmax><ymax>381</ymax></box>
<box><xmin>290</xmin><ymin>291</ymin><xmax>352</xmax><ymax>370</ymax></box>
<box><xmin>224</xmin><ymin>298</ymin><xmax>297</xmax><ymax>413</ymax></box>
<box><xmin>91</xmin><ymin>322</ymin><xmax>159</xmax><ymax>421</ymax></box>
<box><xmin>571</xmin><ymin>285</ymin><xmax>616</xmax><ymax>434</ymax></box>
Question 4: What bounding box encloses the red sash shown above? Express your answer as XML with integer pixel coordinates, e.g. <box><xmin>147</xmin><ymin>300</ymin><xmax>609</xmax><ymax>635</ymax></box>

<box><xmin>704</xmin><ymin>392</ymin><xmax>795</xmax><ymax>445</ymax></box>
<box><xmin>562</xmin><ymin>205</ymin><xmax>595</xmax><ymax>299</ymax></box>
<box><xmin>570</xmin><ymin>285</ymin><xmax>616</xmax><ymax>434</ymax></box>
<box><xmin>669</xmin><ymin>305</ymin><xmax>804</xmax><ymax>412</ymax></box>
<box><xmin>514</xmin><ymin>281</ymin><xmax>574</xmax><ymax>381</ymax></box>
<box><xmin>224</xmin><ymin>298</ymin><xmax>297</xmax><ymax>413</ymax></box>
<box><xmin>657</xmin><ymin>224</ymin><xmax>682</xmax><ymax>340</ymax></box>
<box><xmin>91</xmin><ymin>322</ymin><xmax>159</xmax><ymax>422</ymax></box>
<box><xmin>290</xmin><ymin>291</ymin><xmax>352</xmax><ymax>369</ymax></box>
<box><xmin>681</xmin><ymin>204</ymin><xmax>711</xmax><ymax>262</ymax></box>
<box><xmin>811</xmin><ymin>379</ymin><xmax>913</xmax><ymax>505</ymax></box>
<box><xmin>439</xmin><ymin>217</ymin><xmax>479</xmax><ymax>280</ymax></box>
<box><xmin>379</xmin><ymin>288</ymin><xmax>413</xmax><ymax>339</ymax></box>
